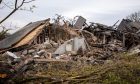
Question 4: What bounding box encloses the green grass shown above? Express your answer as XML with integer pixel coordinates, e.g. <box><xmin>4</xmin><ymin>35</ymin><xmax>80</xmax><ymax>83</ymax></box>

<box><xmin>13</xmin><ymin>52</ymin><xmax>140</xmax><ymax>84</ymax></box>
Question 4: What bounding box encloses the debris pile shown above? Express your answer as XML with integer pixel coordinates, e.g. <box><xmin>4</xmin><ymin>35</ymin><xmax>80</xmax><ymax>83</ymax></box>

<box><xmin>0</xmin><ymin>16</ymin><xmax>140</xmax><ymax>83</ymax></box>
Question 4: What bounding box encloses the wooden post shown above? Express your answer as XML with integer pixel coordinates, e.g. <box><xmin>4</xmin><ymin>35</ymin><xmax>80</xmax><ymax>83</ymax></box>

<box><xmin>37</xmin><ymin>36</ymin><xmax>39</xmax><ymax>44</ymax></box>
<box><xmin>43</xmin><ymin>30</ymin><xmax>46</xmax><ymax>42</ymax></box>
<box><xmin>123</xmin><ymin>33</ymin><xmax>125</xmax><ymax>48</ymax></box>
<box><xmin>39</xmin><ymin>36</ymin><xmax>41</xmax><ymax>44</ymax></box>
<box><xmin>103</xmin><ymin>34</ymin><xmax>106</xmax><ymax>44</ymax></box>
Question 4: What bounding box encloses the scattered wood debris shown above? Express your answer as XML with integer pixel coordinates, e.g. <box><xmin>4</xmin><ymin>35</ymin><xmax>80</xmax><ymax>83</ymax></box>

<box><xmin>0</xmin><ymin>16</ymin><xmax>140</xmax><ymax>83</ymax></box>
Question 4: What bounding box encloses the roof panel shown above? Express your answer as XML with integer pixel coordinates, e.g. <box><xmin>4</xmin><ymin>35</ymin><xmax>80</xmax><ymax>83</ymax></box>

<box><xmin>0</xmin><ymin>20</ymin><xmax>46</xmax><ymax>50</ymax></box>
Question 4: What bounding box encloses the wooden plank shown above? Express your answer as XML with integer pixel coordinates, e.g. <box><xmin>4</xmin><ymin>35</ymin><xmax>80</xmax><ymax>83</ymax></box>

<box><xmin>13</xmin><ymin>25</ymin><xmax>45</xmax><ymax>48</ymax></box>
<box><xmin>13</xmin><ymin>22</ymin><xmax>49</xmax><ymax>48</ymax></box>
<box><xmin>34</xmin><ymin>59</ymin><xmax>69</xmax><ymax>63</ymax></box>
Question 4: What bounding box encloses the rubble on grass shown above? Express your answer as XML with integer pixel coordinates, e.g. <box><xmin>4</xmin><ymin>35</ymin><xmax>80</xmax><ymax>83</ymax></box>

<box><xmin>0</xmin><ymin>16</ymin><xmax>140</xmax><ymax>83</ymax></box>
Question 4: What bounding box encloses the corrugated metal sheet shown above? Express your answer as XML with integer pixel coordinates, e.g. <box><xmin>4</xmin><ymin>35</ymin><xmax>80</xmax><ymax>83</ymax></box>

<box><xmin>0</xmin><ymin>20</ymin><xmax>47</xmax><ymax>50</ymax></box>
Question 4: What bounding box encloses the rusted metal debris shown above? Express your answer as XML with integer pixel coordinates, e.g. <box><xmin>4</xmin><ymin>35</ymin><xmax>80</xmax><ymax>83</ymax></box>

<box><xmin>0</xmin><ymin>16</ymin><xmax>140</xmax><ymax>82</ymax></box>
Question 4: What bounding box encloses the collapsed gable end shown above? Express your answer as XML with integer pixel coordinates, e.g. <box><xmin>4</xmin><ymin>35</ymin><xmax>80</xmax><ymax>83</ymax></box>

<box><xmin>0</xmin><ymin>19</ymin><xmax>50</xmax><ymax>52</ymax></box>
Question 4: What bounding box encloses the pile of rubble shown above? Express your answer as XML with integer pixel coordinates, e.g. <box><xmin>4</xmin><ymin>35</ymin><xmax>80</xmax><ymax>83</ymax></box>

<box><xmin>0</xmin><ymin>16</ymin><xmax>140</xmax><ymax>82</ymax></box>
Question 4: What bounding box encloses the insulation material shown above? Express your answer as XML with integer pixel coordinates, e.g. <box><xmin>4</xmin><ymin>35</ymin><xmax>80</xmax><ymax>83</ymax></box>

<box><xmin>66</xmin><ymin>44</ymin><xmax>73</xmax><ymax>52</ymax></box>
<box><xmin>73</xmin><ymin>37</ymin><xmax>87</xmax><ymax>51</ymax></box>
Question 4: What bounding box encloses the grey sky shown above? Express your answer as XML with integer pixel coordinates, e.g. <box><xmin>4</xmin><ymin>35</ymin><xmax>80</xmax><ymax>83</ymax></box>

<box><xmin>0</xmin><ymin>0</ymin><xmax>140</xmax><ymax>33</ymax></box>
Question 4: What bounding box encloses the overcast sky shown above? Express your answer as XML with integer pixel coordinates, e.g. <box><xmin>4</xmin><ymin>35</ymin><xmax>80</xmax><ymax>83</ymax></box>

<box><xmin>0</xmin><ymin>0</ymin><xmax>140</xmax><ymax>33</ymax></box>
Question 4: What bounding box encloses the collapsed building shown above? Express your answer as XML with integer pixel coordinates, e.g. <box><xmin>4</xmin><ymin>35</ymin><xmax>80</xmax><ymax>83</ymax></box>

<box><xmin>0</xmin><ymin>18</ymin><xmax>79</xmax><ymax>53</ymax></box>
<box><xmin>1</xmin><ymin>16</ymin><xmax>140</xmax><ymax>61</ymax></box>
<box><xmin>0</xmin><ymin>16</ymin><xmax>140</xmax><ymax>81</ymax></box>
<box><xmin>1</xmin><ymin>16</ymin><xmax>140</xmax><ymax>62</ymax></box>
<box><xmin>117</xmin><ymin>19</ymin><xmax>140</xmax><ymax>50</ymax></box>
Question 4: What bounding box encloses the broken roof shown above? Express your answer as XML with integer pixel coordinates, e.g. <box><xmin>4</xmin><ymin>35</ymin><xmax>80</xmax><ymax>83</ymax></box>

<box><xmin>0</xmin><ymin>19</ymin><xmax>50</xmax><ymax>50</ymax></box>
<box><xmin>118</xmin><ymin>19</ymin><xmax>140</xmax><ymax>33</ymax></box>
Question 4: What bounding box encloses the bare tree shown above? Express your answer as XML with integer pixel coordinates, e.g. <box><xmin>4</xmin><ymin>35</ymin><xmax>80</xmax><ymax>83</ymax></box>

<box><xmin>0</xmin><ymin>0</ymin><xmax>35</xmax><ymax>24</ymax></box>
<box><xmin>0</xmin><ymin>24</ymin><xmax>11</xmax><ymax>40</ymax></box>
<box><xmin>126</xmin><ymin>11</ymin><xmax>140</xmax><ymax>22</ymax></box>
<box><xmin>0</xmin><ymin>0</ymin><xmax>36</xmax><ymax>40</ymax></box>
<box><xmin>0</xmin><ymin>0</ymin><xmax>2</xmax><ymax>4</ymax></box>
